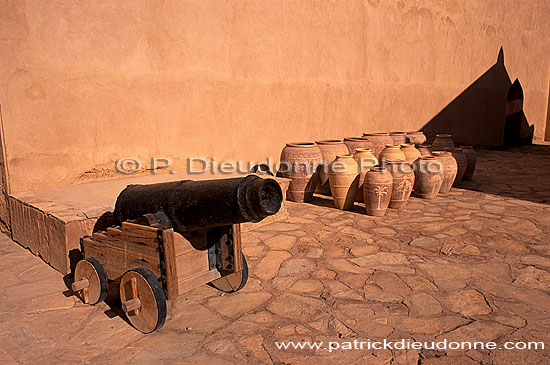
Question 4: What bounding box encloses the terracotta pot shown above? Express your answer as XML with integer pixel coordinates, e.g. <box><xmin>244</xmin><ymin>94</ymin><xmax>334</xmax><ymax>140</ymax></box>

<box><xmin>344</xmin><ymin>137</ymin><xmax>375</xmax><ymax>154</ymax></box>
<box><xmin>400</xmin><ymin>144</ymin><xmax>421</xmax><ymax>163</ymax></box>
<box><xmin>328</xmin><ymin>155</ymin><xmax>359</xmax><ymax>210</ymax></box>
<box><xmin>362</xmin><ymin>133</ymin><xmax>394</xmax><ymax>159</ymax></box>
<box><xmin>432</xmin><ymin>134</ymin><xmax>455</xmax><ymax>151</ymax></box>
<box><xmin>412</xmin><ymin>156</ymin><xmax>444</xmax><ymax>199</ymax></box>
<box><xmin>385</xmin><ymin>161</ymin><xmax>415</xmax><ymax>209</ymax></box>
<box><xmin>353</xmin><ymin>148</ymin><xmax>378</xmax><ymax>202</ymax></box>
<box><xmin>379</xmin><ymin>144</ymin><xmax>406</xmax><ymax>162</ymax></box>
<box><xmin>280</xmin><ymin>142</ymin><xmax>323</xmax><ymax>202</ymax></box>
<box><xmin>390</xmin><ymin>132</ymin><xmax>407</xmax><ymax>145</ymax></box>
<box><xmin>460</xmin><ymin>145</ymin><xmax>477</xmax><ymax>181</ymax></box>
<box><xmin>432</xmin><ymin>151</ymin><xmax>457</xmax><ymax>194</ymax></box>
<box><xmin>315</xmin><ymin>140</ymin><xmax>349</xmax><ymax>195</ymax></box>
<box><xmin>417</xmin><ymin>144</ymin><xmax>432</xmax><ymax>156</ymax></box>
<box><xmin>364</xmin><ymin>167</ymin><xmax>393</xmax><ymax>216</ymax></box>
<box><xmin>445</xmin><ymin>147</ymin><xmax>467</xmax><ymax>185</ymax></box>
<box><xmin>406</xmin><ymin>131</ymin><xmax>427</xmax><ymax>144</ymax></box>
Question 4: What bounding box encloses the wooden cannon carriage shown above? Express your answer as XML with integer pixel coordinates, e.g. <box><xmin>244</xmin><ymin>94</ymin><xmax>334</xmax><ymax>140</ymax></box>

<box><xmin>70</xmin><ymin>175</ymin><xmax>281</xmax><ymax>333</ymax></box>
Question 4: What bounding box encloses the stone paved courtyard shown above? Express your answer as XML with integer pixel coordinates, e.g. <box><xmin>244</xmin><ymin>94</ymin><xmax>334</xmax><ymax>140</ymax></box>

<box><xmin>1</xmin><ymin>145</ymin><xmax>550</xmax><ymax>364</ymax></box>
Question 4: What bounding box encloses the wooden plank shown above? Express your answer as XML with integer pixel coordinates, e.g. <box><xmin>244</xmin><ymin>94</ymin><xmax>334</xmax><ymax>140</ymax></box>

<box><xmin>121</xmin><ymin>222</ymin><xmax>161</xmax><ymax>238</ymax></box>
<box><xmin>173</xmin><ymin>231</ymin><xmax>202</xmax><ymax>257</ymax></box>
<box><xmin>232</xmin><ymin>224</ymin><xmax>243</xmax><ymax>272</ymax></box>
<box><xmin>178</xmin><ymin>269</ymin><xmax>222</xmax><ymax>294</ymax></box>
<box><xmin>162</xmin><ymin>229</ymin><xmax>179</xmax><ymax>299</ymax></box>
<box><xmin>91</xmin><ymin>232</ymin><xmax>158</xmax><ymax>257</ymax></box>
<box><xmin>105</xmin><ymin>227</ymin><xmax>158</xmax><ymax>248</ymax></box>
<box><xmin>82</xmin><ymin>237</ymin><xmax>161</xmax><ymax>280</ymax></box>
<box><xmin>175</xmin><ymin>249</ymin><xmax>210</xmax><ymax>281</ymax></box>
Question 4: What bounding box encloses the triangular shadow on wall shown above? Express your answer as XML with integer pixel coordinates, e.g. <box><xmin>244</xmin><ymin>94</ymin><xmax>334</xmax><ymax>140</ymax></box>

<box><xmin>421</xmin><ymin>47</ymin><xmax>533</xmax><ymax>148</ymax></box>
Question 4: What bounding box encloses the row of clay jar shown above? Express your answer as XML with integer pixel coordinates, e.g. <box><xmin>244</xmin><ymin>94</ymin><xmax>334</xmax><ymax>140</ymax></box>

<box><xmin>279</xmin><ymin>133</ymin><xmax>477</xmax><ymax>216</ymax></box>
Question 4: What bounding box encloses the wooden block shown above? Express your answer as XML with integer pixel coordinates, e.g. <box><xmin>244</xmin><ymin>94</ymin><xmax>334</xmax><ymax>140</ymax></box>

<box><xmin>105</xmin><ymin>227</ymin><xmax>158</xmax><ymax>248</ymax></box>
<box><xmin>121</xmin><ymin>222</ymin><xmax>161</xmax><ymax>238</ymax></box>
<box><xmin>178</xmin><ymin>269</ymin><xmax>222</xmax><ymax>294</ymax></box>
<box><xmin>82</xmin><ymin>237</ymin><xmax>161</xmax><ymax>280</ymax></box>
<box><xmin>162</xmin><ymin>229</ymin><xmax>179</xmax><ymax>299</ymax></box>
<box><xmin>232</xmin><ymin>224</ymin><xmax>243</xmax><ymax>272</ymax></box>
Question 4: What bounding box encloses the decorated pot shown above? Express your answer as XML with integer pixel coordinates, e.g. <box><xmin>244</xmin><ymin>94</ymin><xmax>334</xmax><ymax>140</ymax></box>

<box><xmin>385</xmin><ymin>161</ymin><xmax>415</xmax><ymax>209</ymax></box>
<box><xmin>364</xmin><ymin>167</ymin><xmax>393</xmax><ymax>216</ymax></box>
<box><xmin>406</xmin><ymin>131</ymin><xmax>427</xmax><ymax>145</ymax></box>
<box><xmin>390</xmin><ymin>132</ymin><xmax>407</xmax><ymax>145</ymax></box>
<box><xmin>362</xmin><ymin>133</ymin><xmax>394</xmax><ymax>159</ymax></box>
<box><xmin>343</xmin><ymin>137</ymin><xmax>375</xmax><ymax>154</ymax></box>
<box><xmin>412</xmin><ymin>156</ymin><xmax>444</xmax><ymax>199</ymax></box>
<box><xmin>445</xmin><ymin>147</ymin><xmax>468</xmax><ymax>185</ymax></box>
<box><xmin>379</xmin><ymin>144</ymin><xmax>406</xmax><ymax>162</ymax></box>
<box><xmin>460</xmin><ymin>145</ymin><xmax>477</xmax><ymax>181</ymax></box>
<box><xmin>328</xmin><ymin>155</ymin><xmax>359</xmax><ymax>210</ymax></box>
<box><xmin>432</xmin><ymin>151</ymin><xmax>458</xmax><ymax>194</ymax></box>
<box><xmin>315</xmin><ymin>140</ymin><xmax>349</xmax><ymax>195</ymax></box>
<box><xmin>280</xmin><ymin>142</ymin><xmax>323</xmax><ymax>202</ymax></box>
<box><xmin>353</xmin><ymin>148</ymin><xmax>378</xmax><ymax>202</ymax></box>
<box><xmin>432</xmin><ymin>134</ymin><xmax>455</xmax><ymax>151</ymax></box>
<box><xmin>400</xmin><ymin>144</ymin><xmax>421</xmax><ymax>163</ymax></box>
<box><xmin>417</xmin><ymin>144</ymin><xmax>433</xmax><ymax>156</ymax></box>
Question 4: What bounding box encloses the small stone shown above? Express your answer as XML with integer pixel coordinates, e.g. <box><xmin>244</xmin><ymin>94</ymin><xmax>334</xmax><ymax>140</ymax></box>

<box><xmin>446</xmin><ymin>289</ymin><xmax>492</xmax><ymax>316</ymax></box>
<box><xmin>372</xmin><ymin>227</ymin><xmax>397</xmax><ymax>235</ymax></box>
<box><xmin>350</xmin><ymin>245</ymin><xmax>379</xmax><ymax>257</ymax></box>
<box><xmin>350</xmin><ymin>252</ymin><xmax>410</xmax><ymax>267</ymax></box>
<box><xmin>410</xmin><ymin>236</ymin><xmax>440</xmax><ymax>251</ymax></box>
<box><xmin>325</xmin><ymin>259</ymin><xmax>373</xmax><ymax>274</ymax></box>
<box><xmin>402</xmin><ymin>275</ymin><xmax>438</xmax><ymax>291</ymax></box>
<box><xmin>207</xmin><ymin>292</ymin><xmax>272</xmax><ymax>318</ymax></box>
<box><xmin>407</xmin><ymin>292</ymin><xmax>443</xmax><ymax>316</ymax></box>
<box><xmin>264</xmin><ymin>234</ymin><xmax>297</xmax><ymax>250</ymax></box>
<box><xmin>289</xmin><ymin>279</ymin><xmax>324</xmax><ymax>294</ymax></box>
<box><xmin>279</xmin><ymin>258</ymin><xmax>316</xmax><ymax>276</ymax></box>
<box><xmin>364</xmin><ymin>284</ymin><xmax>403</xmax><ymax>303</ymax></box>
<box><xmin>493</xmin><ymin>315</ymin><xmax>526</xmax><ymax>328</ymax></box>
<box><xmin>254</xmin><ymin>251</ymin><xmax>291</xmax><ymax>280</ymax></box>
<box><xmin>513</xmin><ymin>266</ymin><xmax>550</xmax><ymax>291</ymax></box>
<box><xmin>267</xmin><ymin>294</ymin><xmax>325</xmax><ymax>321</ymax></box>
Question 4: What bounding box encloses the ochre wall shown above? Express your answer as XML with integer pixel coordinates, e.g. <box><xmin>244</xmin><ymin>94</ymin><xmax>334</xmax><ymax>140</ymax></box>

<box><xmin>1</xmin><ymin>0</ymin><xmax>549</xmax><ymax>193</ymax></box>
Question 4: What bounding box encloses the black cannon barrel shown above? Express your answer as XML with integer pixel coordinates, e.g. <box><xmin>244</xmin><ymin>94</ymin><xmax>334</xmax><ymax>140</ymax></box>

<box><xmin>113</xmin><ymin>175</ymin><xmax>283</xmax><ymax>232</ymax></box>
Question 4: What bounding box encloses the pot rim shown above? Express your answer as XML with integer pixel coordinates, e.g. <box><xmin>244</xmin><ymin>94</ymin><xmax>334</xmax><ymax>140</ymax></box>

<box><xmin>315</xmin><ymin>139</ymin><xmax>344</xmax><ymax>144</ymax></box>
<box><xmin>435</xmin><ymin>133</ymin><xmax>452</xmax><ymax>138</ymax></box>
<box><xmin>369</xmin><ymin>166</ymin><xmax>387</xmax><ymax>172</ymax></box>
<box><xmin>355</xmin><ymin>148</ymin><xmax>374</xmax><ymax>153</ymax></box>
<box><xmin>432</xmin><ymin>151</ymin><xmax>452</xmax><ymax>156</ymax></box>
<box><xmin>363</xmin><ymin>132</ymin><xmax>390</xmax><ymax>136</ymax></box>
<box><xmin>344</xmin><ymin>136</ymin><xmax>370</xmax><ymax>141</ymax></box>
<box><xmin>400</xmin><ymin>143</ymin><xmax>416</xmax><ymax>148</ymax></box>
<box><xmin>285</xmin><ymin>142</ymin><xmax>317</xmax><ymax>148</ymax></box>
<box><xmin>384</xmin><ymin>144</ymin><xmax>401</xmax><ymax>148</ymax></box>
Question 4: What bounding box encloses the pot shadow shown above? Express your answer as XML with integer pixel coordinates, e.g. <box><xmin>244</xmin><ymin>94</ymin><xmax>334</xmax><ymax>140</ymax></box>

<box><xmin>306</xmin><ymin>195</ymin><xmax>367</xmax><ymax>215</ymax></box>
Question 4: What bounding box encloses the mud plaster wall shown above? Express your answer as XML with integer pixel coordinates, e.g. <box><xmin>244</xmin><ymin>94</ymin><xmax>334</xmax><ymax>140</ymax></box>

<box><xmin>1</xmin><ymin>0</ymin><xmax>549</xmax><ymax>193</ymax></box>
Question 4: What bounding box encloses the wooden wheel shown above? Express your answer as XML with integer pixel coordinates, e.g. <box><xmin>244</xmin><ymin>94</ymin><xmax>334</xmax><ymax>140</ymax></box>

<box><xmin>209</xmin><ymin>254</ymin><xmax>249</xmax><ymax>293</ymax></box>
<box><xmin>119</xmin><ymin>268</ymin><xmax>166</xmax><ymax>333</ymax></box>
<box><xmin>72</xmin><ymin>257</ymin><xmax>108</xmax><ymax>305</ymax></box>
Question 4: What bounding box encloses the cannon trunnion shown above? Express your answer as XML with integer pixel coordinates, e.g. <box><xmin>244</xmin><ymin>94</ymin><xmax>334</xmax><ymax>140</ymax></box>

<box><xmin>71</xmin><ymin>176</ymin><xmax>282</xmax><ymax>333</ymax></box>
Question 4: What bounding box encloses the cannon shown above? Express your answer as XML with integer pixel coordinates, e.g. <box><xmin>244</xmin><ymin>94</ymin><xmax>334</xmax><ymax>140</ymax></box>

<box><xmin>70</xmin><ymin>175</ymin><xmax>282</xmax><ymax>333</ymax></box>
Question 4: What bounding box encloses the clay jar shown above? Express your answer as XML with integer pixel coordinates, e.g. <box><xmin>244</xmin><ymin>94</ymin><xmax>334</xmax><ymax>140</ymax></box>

<box><xmin>362</xmin><ymin>133</ymin><xmax>394</xmax><ymax>159</ymax></box>
<box><xmin>460</xmin><ymin>145</ymin><xmax>477</xmax><ymax>181</ymax></box>
<box><xmin>328</xmin><ymin>155</ymin><xmax>359</xmax><ymax>210</ymax></box>
<box><xmin>353</xmin><ymin>148</ymin><xmax>378</xmax><ymax>202</ymax></box>
<box><xmin>432</xmin><ymin>134</ymin><xmax>455</xmax><ymax>151</ymax></box>
<box><xmin>379</xmin><ymin>144</ymin><xmax>406</xmax><ymax>162</ymax></box>
<box><xmin>412</xmin><ymin>156</ymin><xmax>444</xmax><ymax>199</ymax></box>
<box><xmin>390</xmin><ymin>132</ymin><xmax>407</xmax><ymax>145</ymax></box>
<box><xmin>364</xmin><ymin>167</ymin><xmax>393</xmax><ymax>216</ymax></box>
<box><xmin>432</xmin><ymin>151</ymin><xmax>457</xmax><ymax>194</ymax></box>
<box><xmin>400</xmin><ymin>144</ymin><xmax>421</xmax><ymax>163</ymax></box>
<box><xmin>417</xmin><ymin>144</ymin><xmax>432</xmax><ymax>156</ymax></box>
<box><xmin>280</xmin><ymin>142</ymin><xmax>323</xmax><ymax>202</ymax></box>
<box><xmin>385</xmin><ymin>161</ymin><xmax>415</xmax><ymax>209</ymax></box>
<box><xmin>445</xmin><ymin>147</ymin><xmax>468</xmax><ymax>185</ymax></box>
<box><xmin>343</xmin><ymin>137</ymin><xmax>375</xmax><ymax>154</ymax></box>
<box><xmin>315</xmin><ymin>140</ymin><xmax>349</xmax><ymax>195</ymax></box>
<box><xmin>406</xmin><ymin>131</ymin><xmax>427</xmax><ymax>144</ymax></box>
